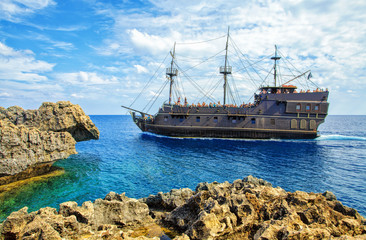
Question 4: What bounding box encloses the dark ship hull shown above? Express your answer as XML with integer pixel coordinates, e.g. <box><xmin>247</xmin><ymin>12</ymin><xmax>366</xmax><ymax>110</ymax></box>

<box><xmin>125</xmin><ymin>31</ymin><xmax>329</xmax><ymax>139</ymax></box>
<box><xmin>131</xmin><ymin>90</ymin><xmax>329</xmax><ymax>139</ymax></box>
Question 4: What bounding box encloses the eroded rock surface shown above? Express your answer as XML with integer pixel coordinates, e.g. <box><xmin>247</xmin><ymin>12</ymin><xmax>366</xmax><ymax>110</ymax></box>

<box><xmin>0</xmin><ymin>101</ymin><xmax>99</xmax><ymax>142</ymax></box>
<box><xmin>1</xmin><ymin>176</ymin><xmax>365</xmax><ymax>239</ymax></box>
<box><xmin>0</xmin><ymin>194</ymin><xmax>160</xmax><ymax>240</ymax></box>
<box><xmin>142</xmin><ymin>188</ymin><xmax>194</xmax><ymax>211</ymax></box>
<box><xmin>0</xmin><ymin>101</ymin><xmax>99</xmax><ymax>185</ymax></box>
<box><xmin>0</xmin><ymin>120</ymin><xmax>77</xmax><ymax>185</ymax></box>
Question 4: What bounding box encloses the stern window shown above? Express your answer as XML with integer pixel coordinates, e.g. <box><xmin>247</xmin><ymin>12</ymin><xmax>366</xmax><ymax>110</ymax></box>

<box><xmin>164</xmin><ymin>116</ymin><xmax>168</xmax><ymax>122</ymax></box>
<box><xmin>306</xmin><ymin>104</ymin><xmax>311</xmax><ymax>112</ymax></box>
<box><xmin>296</xmin><ymin>104</ymin><xmax>301</xmax><ymax>111</ymax></box>
<box><xmin>196</xmin><ymin>116</ymin><xmax>200</xmax><ymax>122</ymax></box>
<box><xmin>251</xmin><ymin>118</ymin><xmax>256</xmax><ymax>124</ymax></box>
<box><xmin>213</xmin><ymin>117</ymin><xmax>218</xmax><ymax>123</ymax></box>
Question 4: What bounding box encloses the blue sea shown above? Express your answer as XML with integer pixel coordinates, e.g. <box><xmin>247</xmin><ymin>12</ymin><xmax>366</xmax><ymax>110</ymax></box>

<box><xmin>1</xmin><ymin>115</ymin><xmax>366</xmax><ymax>222</ymax></box>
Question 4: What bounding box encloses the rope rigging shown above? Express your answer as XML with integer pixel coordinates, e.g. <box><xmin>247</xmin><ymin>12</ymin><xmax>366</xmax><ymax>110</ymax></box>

<box><xmin>143</xmin><ymin>78</ymin><xmax>170</xmax><ymax>114</ymax></box>
<box><xmin>175</xmin><ymin>63</ymin><xmax>216</xmax><ymax>103</ymax></box>
<box><xmin>175</xmin><ymin>35</ymin><xmax>226</xmax><ymax>45</ymax></box>
<box><xmin>198</xmin><ymin>77</ymin><xmax>222</xmax><ymax>103</ymax></box>
<box><xmin>127</xmin><ymin>32</ymin><xmax>319</xmax><ymax>114</ymax></box>
<box><xmin>128</xmin><ymin>51</ymin><xmax>170</xmax><ymax>109</ymax></box>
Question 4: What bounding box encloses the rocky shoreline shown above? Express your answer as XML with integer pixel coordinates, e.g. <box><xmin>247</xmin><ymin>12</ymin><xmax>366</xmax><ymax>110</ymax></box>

<box><xmin>1</xmin><ymin>176</ymin><xmax>365</xmax><ymax>239</ymax></box>
<box><xmin>1</xmin><ymin>103</ymin><xmax>365</xmax><ymax>239</ymax></box>
<box><xmin>0</xmin><ymin>101</ymin><xmax>99</xmax><ymax>186</ymax></box>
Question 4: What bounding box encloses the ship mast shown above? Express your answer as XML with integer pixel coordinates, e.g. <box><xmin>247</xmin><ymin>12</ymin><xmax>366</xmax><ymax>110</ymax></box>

<box><xmin>220</xmin><ymin>27</ymin><xmax>232</xmax><ymax>105</ymax></box>
<box><xmin>167</xmin><ymin>42</ymin><xmax>177</xmax><ymax>105</ymax></box>
<box><xmin>271</xmin><ymin>45</ymin><xmax>281</xmax><ymax>87</ymax></box>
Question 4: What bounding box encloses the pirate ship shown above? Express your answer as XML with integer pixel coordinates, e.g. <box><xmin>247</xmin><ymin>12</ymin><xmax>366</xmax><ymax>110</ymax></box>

<box><xmin>122</xmin><ymin>30</ymin><xmax>329</xmax><ymax>139</ymax></box>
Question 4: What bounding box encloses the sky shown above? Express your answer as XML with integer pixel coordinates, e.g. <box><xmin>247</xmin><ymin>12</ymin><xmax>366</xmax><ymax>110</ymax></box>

<box><xmin>0</xmin><ymin>0</ymin><xmax>365</xmax><ymax>115</ymax></box>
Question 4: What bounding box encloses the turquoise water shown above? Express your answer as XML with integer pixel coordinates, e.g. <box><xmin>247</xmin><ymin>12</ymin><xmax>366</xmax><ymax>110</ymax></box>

<box><xmin>1</xmin><ymin>115</ymin><xmax>366</xmax><ymax>221</ymax></box>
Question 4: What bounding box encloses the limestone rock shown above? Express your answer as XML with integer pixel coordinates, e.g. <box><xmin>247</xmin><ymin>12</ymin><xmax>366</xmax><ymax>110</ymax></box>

<box><xmin>1</xmin><ymin>192</ymin><xmax>157</xmax><ymax>239</ymax></box>
<box><xmin>164</xmin><ymin>176</ymin><xmax>366</xmax><ymax>240</ymax></box>
<box><xmin>0</xmin><ymin>120</ymin><xmax>76</xmax><ymax>184</ymax></box>
<box><xmin>142</xmin><ymin>188</ymin><xmax>194</xmax><ymax>211</ymax></box>
<box><xmin>0</xmin><ymin>101</ymin><xmax>99</xmax><ymax>142</ymax></box>
<box><xmin>0</xmin><ymin>206</ymin><xmax>82</xmax><ymax>239</ymax></box>
<box><xmin>0</xmin><ymin>101</ymin><xmax>99</xmax><ymax>185</ymax></box>
<box><xmin>0</xmin><ymin>207</ymin><xmax>35</xmax><ymax>239</ymax></box>
<box><xmin>1</xmin><ymin>176</ymin><xmax>365</xmax><ymax>239</ymax></box>
<box><xmin>59</xmin><ymin>193</ymin><xmax>154</xmax><ymax>230</ymax></box>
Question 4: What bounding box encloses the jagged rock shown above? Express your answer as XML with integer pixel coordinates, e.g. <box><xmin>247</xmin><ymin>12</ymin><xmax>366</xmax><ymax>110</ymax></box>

<box><xmin>142</xmin><ymin>188</ymin><xmax>194</xmax><ymax>211</ymax></box>
<box><xmin>0</xmin><ymin>207</ymin><xmax>35</xmax><ymax>239</ymax></box>
<box><xmin>0</xmin><ymin>101</ymin><xmax>99</xmax><ymax>185</ymax></box>
<box><xmin>1</xmin><ymin>176</ymin><xmax>365</xmax><ymax>239</ymax></box>
<box><xmin>59</xmin><ymin>192</ymin><xmax>154</xmax><ymax>229</ymax></box>
<box><xmin>93</xmin><ymin>195</ymin><xmax>153</xmax><ymax>228</ymax></box>
<box><xmin>1</xmin><ymin>193</ymin><xmax>159</xmax><ymax>239</ymax></box>
<box><xmin>0</xmin><ymin>101</ymin><xmax>99</xmax><ymax>142</ymax></box>
<box><xmin>0</xmin><ymin>120</ymin><xmax>76</xmax><ymax>185</ymax></box>
<box><xmin>323</xmin><ymin>190</ymin><xmax>337</xmax><ymax>201</ymax></box>
<box><xmin>164</xmin><ymin>176</ymin><xmax>366</xmax><ymax>239</ymax></box>
<box><xmin>0</xmin><ymin>206</ymin><xmax>83</xmax><ymax>239</ymax></box>
<box><xmin>59</xmin><ymin>201</ymin><xmax>94</xmax><ymax>225</ymax></box>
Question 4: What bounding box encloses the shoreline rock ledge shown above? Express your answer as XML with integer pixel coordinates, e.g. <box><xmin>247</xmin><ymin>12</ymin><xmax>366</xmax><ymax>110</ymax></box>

<box><xmin>0</xmin><ymin>101</ymin><xmax>99</xmax><ymax>186</ymax></box>
<box><xmin>1</xmin><ymin>176</ymin><xmax>365</xmax><ymax>239</ymax></box>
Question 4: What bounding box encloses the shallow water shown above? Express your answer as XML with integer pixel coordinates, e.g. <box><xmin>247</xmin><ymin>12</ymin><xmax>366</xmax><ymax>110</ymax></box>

<box><xmin>1</xmin><ymin>115</ymin><xmax>365</xmax><ymax>221</ymax></box>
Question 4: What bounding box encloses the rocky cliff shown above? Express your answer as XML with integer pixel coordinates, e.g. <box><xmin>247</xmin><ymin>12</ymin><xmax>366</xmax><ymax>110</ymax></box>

<box><xmin>0</xmin><ymin>101</ymin><xmax>99</xmax><ymax>142</ymax></box>
<box><xmin>0</xmin><ymin>101</ymin><xmax>99</xmax><ymax>185</ymax></box>
<box><xmin>1</xmin><ymin>176</ymin><xmax>365</xmax><ymax>239</ymax></box>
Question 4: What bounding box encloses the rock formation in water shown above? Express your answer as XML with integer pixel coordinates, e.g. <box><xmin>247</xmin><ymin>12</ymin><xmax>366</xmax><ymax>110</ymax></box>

<box><xmin>0</xmin><ymin>101</ymin><xmax>99</xmax><ymax>185</ymax></box>
<box><xmin>0</xmin><ymin>120</ymin><xmax>76</xmax><ymax>185</ymax></box>
<box><xmin>0</xmin><ymin>101</ymin><xmax>99</xmax><ymax>142</ymax></box>
<box><xmin>1</xmin><ymin>176</ymin><xmax>365</xmax><ymax>239</ymax></box>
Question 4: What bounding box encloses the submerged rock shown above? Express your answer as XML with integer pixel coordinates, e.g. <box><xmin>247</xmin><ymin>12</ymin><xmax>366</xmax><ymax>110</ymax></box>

<box><xmin>0</xmin><ymin>101</ymin><xmax>99</xmax><ymax>186</ymax></box>
<box><xmin>1</xmin><ymin>176</ymin><xmax>365</xmax><ymax>239</ymax></box>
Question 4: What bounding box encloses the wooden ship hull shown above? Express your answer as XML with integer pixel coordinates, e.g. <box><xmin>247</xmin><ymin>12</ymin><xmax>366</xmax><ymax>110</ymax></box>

<box><xmin>131</xmin><ymin>90</ymin><xmax>329</xmax><ymax>139</ymax></box>
<box><xmin>124</xmin><ymin>29</ymin><xmax>329</xmax><ymax>139</ymax></box>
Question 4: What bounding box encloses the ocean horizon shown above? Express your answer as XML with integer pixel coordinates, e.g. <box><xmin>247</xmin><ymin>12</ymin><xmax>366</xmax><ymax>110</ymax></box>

<box><xmin>1</xmin><ymin>114</ymin><xmax>365</xmax><ymax>222</ymax></box>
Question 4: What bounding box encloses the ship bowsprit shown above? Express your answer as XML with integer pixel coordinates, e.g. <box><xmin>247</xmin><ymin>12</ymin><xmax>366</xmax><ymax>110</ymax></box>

<box><xmin>123</xmin><ymin>29</ymin><xmax>330</xmax><ymax>139</ymax></box>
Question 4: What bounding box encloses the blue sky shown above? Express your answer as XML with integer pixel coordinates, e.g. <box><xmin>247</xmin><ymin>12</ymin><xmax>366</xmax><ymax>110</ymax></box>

<box><xmin>0</xmin><ymin>0</ymin><xmax>365</xmax><ymax>115</ymax></box>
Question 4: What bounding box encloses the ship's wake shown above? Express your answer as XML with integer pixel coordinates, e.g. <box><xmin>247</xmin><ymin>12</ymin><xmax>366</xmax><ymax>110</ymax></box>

<box><xmin>142</xmin><ymin>132</ymin><xmax>366</xmax><ymax>142</ymax></box>
<box><xmin>316</xmin><ymin>134</ymin><xmax>366</xmax><ymax>141</ymax></box>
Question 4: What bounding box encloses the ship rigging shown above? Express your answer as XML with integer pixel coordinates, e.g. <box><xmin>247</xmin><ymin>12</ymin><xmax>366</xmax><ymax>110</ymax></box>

<box><xmin>122</xmin><ymin>29</ymin><xmax>329</xmax><ymax>139</ymax></box>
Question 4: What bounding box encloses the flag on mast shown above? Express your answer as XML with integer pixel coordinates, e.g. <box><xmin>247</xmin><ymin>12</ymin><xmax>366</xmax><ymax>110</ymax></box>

<box><xmin>307</xmin><ymin>72</ymin><xmax>313</xmax><ymax>80</ymax></box>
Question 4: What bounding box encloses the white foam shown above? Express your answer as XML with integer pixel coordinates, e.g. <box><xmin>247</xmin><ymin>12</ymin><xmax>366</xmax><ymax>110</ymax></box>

<box><xmin>142</xmin><ymin>132</ymin><xmax>299</xmax><ymax>142</ymax></box>
<box><xmin>316</xmin><ymin>134</ymin><xmax>366</xmax><ymax>141</ymax></box>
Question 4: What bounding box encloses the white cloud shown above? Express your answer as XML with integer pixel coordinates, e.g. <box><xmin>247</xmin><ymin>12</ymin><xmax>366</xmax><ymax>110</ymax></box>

<box><xmin>119</xmin><ymin>1</ymin><xmax>364</xmax><ymax>113</ymax></box>
<box><xmin>56</xmin><ymin>71</ymin><xmax>119</xmax><ymax>85</ymax></box>
<box><xmin>0</xmin><ymin>92</ymin><xmax>11</xmax><ymax>97</ymax></box>
<box><xmin>14</xmin><ymin>32</ymin><xmax>76</xmax><ymax>51</ymax></box>
<box><xmin>128</xmin><ymin>29</ymin><xmax>173</xmax><ymax>55</ymax></box>
<box><xmin>2</xmin><ymin>0</ymin><xmax>366</xmax><ymax>114</ymax></box>
<box><xmin>71</xmin><ymin>93</ymin><xmax>85</xmax><ymax>99</ymax></box>
<box><xmin>16</xmin><ymin>0</ymin><xmax>55</xmax><ymax>9</ymax></box>
<box><xmin>0</xmin><ymin>42</ymin><xmax>55</xmax><ymax>81</ymax></box>
<box><xmin>134</xmin><ymin>64</ymin><xmax>148</xmax><ymax>74</ymax></box>
<box><xmin>0</xmin><ymin>0</ymin><xmax>56</xmax><ymax>22</ymax></box>
<box><xmin>51</xmin><ymin>41</ymin><xmax>75</xmax><ymax>51</ymax></box>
